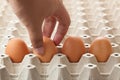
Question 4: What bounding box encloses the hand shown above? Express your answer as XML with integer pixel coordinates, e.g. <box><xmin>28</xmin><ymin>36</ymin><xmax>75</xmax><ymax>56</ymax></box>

<box><xmin>8</xmin><ymin>0</ymin><xmax>70</xmax><ymax>54</ymax></box>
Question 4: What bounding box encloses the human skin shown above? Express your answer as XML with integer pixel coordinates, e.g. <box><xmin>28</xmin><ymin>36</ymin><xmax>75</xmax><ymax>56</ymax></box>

<box><xmin>8</xmin><ymin>0</ymin><xmax>70</xmax><ymax>54</ymax></box>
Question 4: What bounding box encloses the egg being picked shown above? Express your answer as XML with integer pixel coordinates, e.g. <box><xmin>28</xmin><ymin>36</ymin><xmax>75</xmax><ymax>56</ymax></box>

<box><xmin>89</xmin><ymin>37</ymin><xmax>113</xmax><ymax>62</ymax></box>
<box><xmin>33</xmin><ymin>36</ymin><xmax>57</xmax><ymax>63</ymax></box>
<box><xmin>61</xmin><ymin>36</ymin><xmax>86</xmax><ymax>62</ymax></box>
<box><xmin>5</xmin><ymin>38</ymin><xmax>30</xmax><ymax>63</ymax></box>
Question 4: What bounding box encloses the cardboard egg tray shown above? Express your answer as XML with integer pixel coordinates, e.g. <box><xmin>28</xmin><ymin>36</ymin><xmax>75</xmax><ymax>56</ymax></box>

<box><xmin>1</xmin><ymin>0</ymin><xmax>120</xmax><ymax>80</ymax></box>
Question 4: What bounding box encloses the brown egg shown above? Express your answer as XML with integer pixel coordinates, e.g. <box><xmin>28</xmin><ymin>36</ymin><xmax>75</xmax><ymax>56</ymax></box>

<box><xmin>61</xmin><ymin>36</ymin><xmax>86</xmax><ymax>62</ymax></box>
<box><xmin>33</xmin><ymin>36</ymin><xmax>57</xmax><ymax>62</ymax></box>
<box><xmin>5</xmin><ymin>38</ymin><xmax>30</xmax><ymax>63</ymax></box>
<box><xmin>89</xmin><ymin>37</ymin><xmax>113</xmax><ymax>62</ymax></box>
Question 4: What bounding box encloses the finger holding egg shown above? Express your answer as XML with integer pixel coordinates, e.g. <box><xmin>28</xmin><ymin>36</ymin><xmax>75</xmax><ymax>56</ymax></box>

<box><xmin>89</xmin><ymin>37</ymin><xmax>113</xmax><ymax>62</ymax></box>
<box><xmin>33</xmin><ymin>36</ymin><xmax>57</xmax><ymax>63</ymax></box>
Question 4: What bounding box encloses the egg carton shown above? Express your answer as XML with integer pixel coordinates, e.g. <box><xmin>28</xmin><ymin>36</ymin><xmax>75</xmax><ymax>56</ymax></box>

<box><xmin>1</xmin><ymin>0</ymin><xmax>120</xmax><ymax>80</ymax></box>
<box><xmin>0</xmin><ymin>52</ymin><xmax>120</xmax><ymax>80</ymax></box>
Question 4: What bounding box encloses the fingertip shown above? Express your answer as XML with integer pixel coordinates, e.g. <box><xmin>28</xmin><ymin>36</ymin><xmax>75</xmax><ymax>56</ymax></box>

<box><xmin>33</xmin><ymin>47</ymin><xmax>44</xmax><ymax>55</ymax></box>
<box><xmin>53</xmin><ymin>33</ymin><xmax>63</xmax><ymax>45</ymax></box>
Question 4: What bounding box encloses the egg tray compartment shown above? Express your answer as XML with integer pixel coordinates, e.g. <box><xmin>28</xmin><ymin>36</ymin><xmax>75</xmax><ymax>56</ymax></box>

<box><xmin>63</xmin><ymin>0</ymin><xmax>120</xmax><ymax>37</ymax></box>
<box><xmin>0</xmin><ymin>52</ymin><xmax>120</xmax><ymax>80</ymax></box>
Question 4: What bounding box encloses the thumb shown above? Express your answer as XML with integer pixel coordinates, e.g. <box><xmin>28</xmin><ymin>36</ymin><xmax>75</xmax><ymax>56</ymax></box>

<box><xmin>26</xmin><ymin>19</ymin><xmax>44</xmax><ymax>55</ymax></box>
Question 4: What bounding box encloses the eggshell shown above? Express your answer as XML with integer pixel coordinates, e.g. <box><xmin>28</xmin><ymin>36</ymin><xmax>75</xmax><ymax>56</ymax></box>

<box><xmin>89</xmin><ymin>37</ymin><xmax>113</xmax><ymax>62</ymax></box>
<box><xmin>33</xmin><ymin>36</ymin><xmax>57</xmax><ymax>63</ymax></box>
<box><xmin>5</xmin><ymin>38</ymin><xmax>30</xmax><ymax>63</ymax></box>
<box><xmin>61</xmin><ymin>36</ymin><xmax>86</xmax><ymax>62</ymax></box>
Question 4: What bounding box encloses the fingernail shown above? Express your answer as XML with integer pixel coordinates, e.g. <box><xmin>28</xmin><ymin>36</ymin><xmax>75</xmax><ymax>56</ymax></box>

<box><xmin>33</xmin><ymin>47</ymin><xmax>44</xmax><ymax>55</ymax></box>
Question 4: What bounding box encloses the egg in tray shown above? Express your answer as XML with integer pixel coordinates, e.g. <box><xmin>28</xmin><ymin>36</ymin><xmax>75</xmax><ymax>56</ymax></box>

<box><xmin>1</xmin><ymin>0</ymin><xmax>120</xmax><ymax>80</ymax></box>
